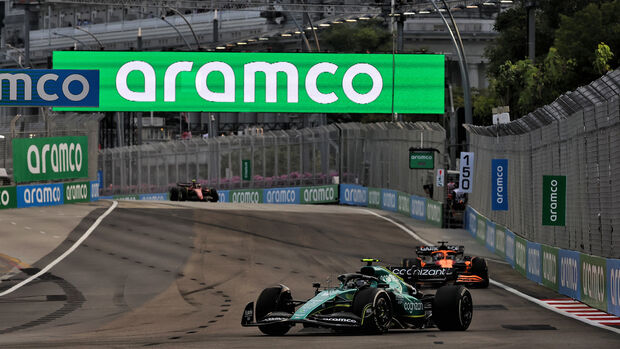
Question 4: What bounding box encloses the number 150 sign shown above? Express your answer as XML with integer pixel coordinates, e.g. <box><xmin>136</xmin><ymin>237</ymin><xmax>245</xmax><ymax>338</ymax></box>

<box><xmin>459</xmin><ymin>152</ymin><xmax>474</xmax><ymax>193</ymax></box>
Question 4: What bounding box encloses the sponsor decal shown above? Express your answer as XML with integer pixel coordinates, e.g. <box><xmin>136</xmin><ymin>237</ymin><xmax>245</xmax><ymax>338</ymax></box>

<box><xmin>412</xmin><ymin>268</ymin><xmax>448</xmax><ymax>277</ymax></box>
<box><xmin>12</xmin><ymin>136</ymin><xmax>88</xmax><ymax>183</ymax></box>
<box><xmin>409</xmin><ymin>151</ymin><xmax>434</xmax><ymax>169</ymax></box>
<box><xmin>397</xmin><ymin>192</ymin><xmax>410</xmax><ymax>215</ymax></box>
<box><xmin>542</xmin><ymin>245</ymin><xmax>559</xmax><ymax>291</ymax></box>
<box><xmin>0</xmin><ymin>186</ymin><xmax>17</xmax><ymax>209</ymax></box>
<box><xmin>607</xmin><ymin>258</ymin><xmax>620</xmax><ymax>316</ymax></box>
<box><xmin>0</xmin><ymin>69</ymin><xmax>99</xmax><ymax>106</ymax></box>
<box><xmin>368</xmin><ymin>188</ymin><xmax>382</xmax><ymax>208</ymax></box>
<box><xmin>339</xmin><ymin>184</ymin><xmax>367</xmax><ymax>206</ymax></box>
<box><xmin>515</xmin><ymin>236</ymin><xmax>527</xmax><ymax>276</ymax></box>
<box><xmin>426</xmin><ymin>200</ymin><xmax>442</xmax><ymax>227</ymax></box>
<box><xmin>322</xmin><ymin>317</ymin><xmax>357</xmax><ymax>324</ymax></box>
<box><xmin>410</xmin><ymin>195</ymin><xmax>426</xmax><ymax>221</ymax></box>
<box><xmin>402</xmin><ymin>301</ymin><xmax>424</xmax><ymax>312</ymax></box>
<box><xmin>301</xmin><ymin>185</ymin><xmax>337</xmax><ymax>204</ymax></box>
<box><xmin>90</xmin><ymin>180</ymin><xmax>100</xmax><ymax>201</ymax></box>
<box><xmin>265</xmin><ymin>187</ymin><xmax>299</xmax><ymax>204</ymax></box>
<box><xmin>580</xmin><ymin>253</ymin><xmax>607</xmax><ymax>311</ymax></box>
<box><xmin>230</xmin><ymin>189</ymin><xmax>262</xmax><ymax>203</ymax></box>
<box><xmin>505</xmin><ymin>229</ymin><xmax>515</xmax><ymax>267</ymax></box>
<box><xmin>542</xmin><ymin>175</ymin><xmax>566</xmax><ymax>226</ymax></box>
<box><xmin>491</xmin><ymin>159</ymin><xmax>508</xmax><ymax>210</ymax></box>
<box><xmin>64</xmin><ymin>181</ymin><xmax>90</xmax><ymax>203</ymax></box>
<box><xmin>113</xmin><ymin>194</ymin><xmax>139</xmax><ymax>200</ymax></box>
<box><xmin>17</xmin><ymin>183</ymin><xmax>64</xmax><ymax>208</ymax></box>
<box><xmin>53</xmin><ymin>51</ymin><xmax>445</xmax><ymax>114</ymax></box>
<box><xmin>381</xmin><ymin>189</ymin><xmax>397</xmax><ymax>211</ymax></box>
<box><xmin>486</xmin><ymin>221</ymin><xmax>496</xmax><ymax>253</ymax></box>
<box><xmin>526</xmin><ymin>241</ymin><xmax>542</xmax><ymax>284</ymax></box>
<box><xmin>558</xmin><ymin>249</ymin><xmax>580</xmax><ymax>299</ymax></box>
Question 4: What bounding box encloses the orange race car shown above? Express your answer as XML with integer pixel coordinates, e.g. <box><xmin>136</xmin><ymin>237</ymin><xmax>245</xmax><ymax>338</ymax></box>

<box><xmin>389</xmin><ymin>241</ymin><xmax>489</xmax><ymax>288</ymax></box>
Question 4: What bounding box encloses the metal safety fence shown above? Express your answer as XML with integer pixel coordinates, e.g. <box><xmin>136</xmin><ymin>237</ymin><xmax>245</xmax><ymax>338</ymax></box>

<box><xmin>0</xmin><ymin>112</ymin><xmax>103</xmax><ymax>183</ymax></box>
<box><xmin>465</xmin><ymin>69</ymin><xmax>620</xmax><ymax>259</ymax></box>
<box><xmin>98</xmin><ymin>121</ymin><xmax>446</xmax><ymax>201</ymax></box>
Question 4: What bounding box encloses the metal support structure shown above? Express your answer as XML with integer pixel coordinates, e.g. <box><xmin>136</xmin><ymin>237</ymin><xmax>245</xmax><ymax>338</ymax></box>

<box><xmin>525</xmin><ymin>1</ymin><xmax>536</xmax><ymax>63</ymax></box>
<box><xmin>160</xmin><ymin>16</ymin><xmax>193</xmax><ymax>50</ymax></box>
<box><xmin>24</xmin><ymin>5</ymin><xmax>31</xmax><ymax>67</ymax></box>
<box><xmin>167</xmin><ymin>6</ymin><xmax>202</xmax><ymax>50</ymax></box>
<box><xmin>75</xmin><ymin>26</ymin><xmax>104</xmax><ymax>50</ymax></box>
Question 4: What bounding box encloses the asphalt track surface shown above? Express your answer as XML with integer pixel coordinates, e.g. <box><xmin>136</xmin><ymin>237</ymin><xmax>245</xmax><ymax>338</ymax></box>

<box><xmin>0</xmin><ymin>201</ymin><xmax>618</xmax><ymax>348</ymax></box>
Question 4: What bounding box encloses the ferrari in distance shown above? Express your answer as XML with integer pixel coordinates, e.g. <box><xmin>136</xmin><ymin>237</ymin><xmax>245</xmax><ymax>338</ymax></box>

<box><xmin>169</xmin><ymin>180</ymin><xmax>219</xmax><ymax>202</ymax></box>
<box><xmin>390</xmin><ymin>241</ymin><xmax>489</xmax><ymax>288</ymax></box>
<box><xmin>241</xmin><ymin>259</ymin><xmax>473</xmax><ymax>335</ymax></box>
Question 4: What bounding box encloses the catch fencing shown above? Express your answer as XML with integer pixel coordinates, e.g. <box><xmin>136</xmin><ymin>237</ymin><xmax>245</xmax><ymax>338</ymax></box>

<box><xmin>465</xmin><ymin>69</ymin><xmax>620</xmax><ymax>259</ymax></box>
<box><xmin>98</xmin><ymin>121</ymin><xmax>446</xmax><ymax>201</ymax></box>
<box><xmin>0</xmin><ymin>112</ymin><xmax>103</xmax><ymax>182</ymax></box>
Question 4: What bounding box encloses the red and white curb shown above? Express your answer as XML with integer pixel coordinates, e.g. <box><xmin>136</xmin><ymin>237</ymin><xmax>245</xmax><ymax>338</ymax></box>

<box><xmin>540</xmin><ymin>299</ymin><xmax>620</xmax><ymax>327</ymax></box>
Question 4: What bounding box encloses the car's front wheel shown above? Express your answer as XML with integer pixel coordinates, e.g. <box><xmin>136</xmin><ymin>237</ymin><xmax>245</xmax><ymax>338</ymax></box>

<box><xmin>255</xmin><ymin>286</ymin><xmax>294</xmax><ymax>336</ymax></box>
<box><xmin>352</xmin><ymin>288</ymin><xmax>392</xmax><ymax>334</ymax></box>
<box><xmin>432</xmin><ymin>285</ymin><xmax>473</xmax><ymax>331</ymax></box>
<box><xmin>471</xmin><ymin>257</ymin><xmax>489</xmax><ymax>288</ymax></box>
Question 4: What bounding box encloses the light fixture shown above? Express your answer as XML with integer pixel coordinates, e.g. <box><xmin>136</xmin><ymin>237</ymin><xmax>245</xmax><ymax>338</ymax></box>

<box><xmin>216</xmin><ymin>46</ymin><xmax>226</xmax><ymax>50</ymax></box>
<box><xmin>294</xmin><ymin>30</ymin><xmax>302</xmax><ymax>34</ymax></box>
<box><xmin>359</xmin><ymin>16</ymin><xmax>370</xmax><ymax>20</ymax></box>
<box><xmin>466</xmin><ymin>5</ymin><xmax>479</xmax><ymax>8</ymax></box>
<box><xmin>419</xmin><ymin>10</ymin><xmax>431</xmax><ymax>14</ymax></box>
<box><xmin>319</xmin><ymin>23</ymin><xmax>330</xmax><ymax>27</ymax></box>
<box><xmin>332</xmin><ymin>19</ymin><xmax>344</xmax><ymax>24</ymax></box>
<box><xmin>237</xmin><ymin>42</ymin><xmax>247</xmax><ymax>45</ymax></box>
<box><xmin>281</xmin><ymin>33</ymin><xmax>292</xmax><ymax>37</ymax></box>
<box><xmin>247</xmin><ymin>38</ymin><xmax>257</xmax><ymax>42</ymax></box>
<box><xmin>345</xmin><ymin>18</ymin><xmax>357</xmax><ymax>22</ymax></box>
<box><xmin>403</xmin><ymin>11</ymin><xmax>416</xmax><ymax>16</ymax></box>
<box><xmin>500</xmin><ymin>0</ymin><xmax>513</xmax><ymax>3</ymax></box>
<box><xmin>259</xmin><ymin>37</ymin><xmax>269</xmax><ymax>41</ymax></box>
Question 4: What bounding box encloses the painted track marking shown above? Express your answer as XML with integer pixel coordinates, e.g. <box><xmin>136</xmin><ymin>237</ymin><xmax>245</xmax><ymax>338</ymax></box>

<box><xmin>365</xmin><ymin>209</ymin><xmax>620</xmax><ymax>335</ymax></box>
<box><xmin>0</xmin><ymin>201</ymin><xmax>118</xmax><ymax>297</ymax></box>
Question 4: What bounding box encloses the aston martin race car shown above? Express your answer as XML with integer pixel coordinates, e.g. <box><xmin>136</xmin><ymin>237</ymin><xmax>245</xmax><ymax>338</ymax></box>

<box><xmin>241</xmin><ymin>259</ymin><xmax>473</xmax><ymax>335</ymax></box>
<box><xmin>390</xmin><ymin>241</ymin><xmax>489</xmax><ymax>288</ymax></box>
<box><xmin>169</xmin><ymin>181</ymin><xmax>219</xmax><ymax>202</ymax></box>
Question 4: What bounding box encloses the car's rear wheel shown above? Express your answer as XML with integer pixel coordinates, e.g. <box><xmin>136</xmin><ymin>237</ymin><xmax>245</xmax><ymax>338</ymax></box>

<box><xmin>352</xmin><ymin>288</ymin><xmax>392</xmax><ymax>334</ymax></box>
<box><xmin>255</xmin><ymin>286</ymin><xmax>294</xmax><ymax>336</ymax></box>
<box><xmin>179</xmin><ymin>188</ymin><xmax>187</xmax><ymax>201</ymax></box>
<box><xmin>169</xmin><ymin>187</ymin><xmax>179</xmax><ymax>201</ymax></box>
<box><xmin>471</xmin><ymin>257</ymin><xmax>489</xmax><ymax>288</ymax></box>
<box><xmin>433</xmin><ymin>285</ymin><xmax>473</xmax><ymax>331</ymax></box>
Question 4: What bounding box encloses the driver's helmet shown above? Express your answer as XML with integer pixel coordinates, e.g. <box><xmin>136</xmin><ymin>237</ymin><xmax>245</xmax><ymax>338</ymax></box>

<box><xmin>432</xmin><ymin>252</ymin><xmax>444</xmax><ymax>261</ymax></box>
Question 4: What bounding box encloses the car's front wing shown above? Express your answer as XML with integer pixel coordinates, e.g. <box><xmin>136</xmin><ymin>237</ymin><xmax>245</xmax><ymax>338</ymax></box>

<box><xmin>241</xmin><ymin>302</ymin><xmax>362</xmax><ymax>329</ymax></box>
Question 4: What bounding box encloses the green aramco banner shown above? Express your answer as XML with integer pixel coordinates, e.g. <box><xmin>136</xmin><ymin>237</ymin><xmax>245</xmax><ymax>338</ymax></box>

<box><xmin>53</xmin><ymin>51</ymin><xmax>445</xmax><ymax>114</ymax></box>
<box><xmin>12</xmin><ymin>136</ymin><xmax>89</xmax><ymax>183</ymax></box>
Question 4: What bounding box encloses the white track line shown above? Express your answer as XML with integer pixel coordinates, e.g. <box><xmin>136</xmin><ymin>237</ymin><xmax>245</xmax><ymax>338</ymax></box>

<box><xmin>0</xmin><ymin>200</ymin><xmax>118</xmax><ymax>297</ymax></box>
<box><xmin>365</xmin><ymin>209</ymin><xmax>620</xmax><ymax>335</ymax></box>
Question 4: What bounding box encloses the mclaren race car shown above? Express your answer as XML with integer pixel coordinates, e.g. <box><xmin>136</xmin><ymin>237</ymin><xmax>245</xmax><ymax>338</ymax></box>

<box><xmin>241</xmin><ymin>259</ymin><xmax>473</xmax><ymax>335</ymax></box>
<box><xmin>390</xmin><ymin>241</ymin><xmax>489</xmax><ymax>288</ymax></box>
<box><xmin>169</xmin><ymin>181</ymin><xmax>219</xmax><ymax>202</ymax></box>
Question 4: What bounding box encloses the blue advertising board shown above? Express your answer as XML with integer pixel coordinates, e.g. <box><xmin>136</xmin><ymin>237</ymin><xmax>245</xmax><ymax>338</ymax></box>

<box><xmin>217</xmin><ymin>190</ymin><xmax>229</xmax><ymax>203</ymax></box>
<box><xmin>558</xmin><ymin>249</ymin><xmax>581</xmax><ymax>299</ymax></box>
<box><xmin>17</xmin><ymin>183</ymin><xmax>64</xmax><ymax>208</ymax></box>
<box><xmin>339</xmin><ymin>184</ymin><xmax>368</xmax><ymax>206</ymax></box>
<box><xmin>607</xmin><ymin>258</ymin><xmax>620</xmax><ymax>316</ymax></box>
<box><xmin>410</xmin><ymin>195</ymin><xmax>426</xmax><ymax>221</ymax></box>
<box><xmin>505</xmin><ymin>228</ymin><xmax>516</xmax><ymax>267</ymax></box>
<box><xmin>90</xmin><ymin>180</ymin><xmax>100</xmax><ymax>201</ymax></box>
<box><xmin>380</xmin><ymin>189</ymin><xmax>397</xmax><ymax>212</ymax></box>
<box><xmin>0</xmin><ymin>69</ymin><xmax>99</xmax><ymax>106</ymax></box>
<box><xmin>526</xmin><ymin>241</ymin><xmax>542</xmax><ymax>284</ymax></box>
<box><xmin>486</xmin><ymin>221</ymin><xmax>496</xmax><ymax>253</ymax></box>
<box><xmin>465</xmin><ymin>207</ymin><xmax>477</xmax><ymax>237</ymax></box>
<box><xmin>264</xmin><ymin>187</ymin><xmax>300</xmax><ymax>204</ymax></box>
<box><xmin>491</xmin><ymin>159</ymin><xmax>508</xmax><ymax>211</ymax></box>
<box><xmin>140</xmin><ymin>193</ymin><xmax>168</xmax><ymax>201</ymax></box>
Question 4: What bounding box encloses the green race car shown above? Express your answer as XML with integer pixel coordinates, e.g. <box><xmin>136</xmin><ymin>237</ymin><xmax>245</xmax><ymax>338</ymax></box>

<box><xmin>241</xmin><ymin>259</ymin><xmax>473</xmax><ymax>335</ymax></box>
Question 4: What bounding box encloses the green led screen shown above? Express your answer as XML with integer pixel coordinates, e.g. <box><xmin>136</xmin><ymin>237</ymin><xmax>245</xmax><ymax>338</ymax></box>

<box><xmin>53</xmin><ymin>51</ymin><xmax>444</xmax><ymax>114</ymax></box>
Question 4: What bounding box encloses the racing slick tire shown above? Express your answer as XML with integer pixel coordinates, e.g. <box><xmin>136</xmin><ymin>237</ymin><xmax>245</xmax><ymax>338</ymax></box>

<box><xmin>169</xmin><ymin>187</ymin><xmax>179</xmax><ymax>201</ymax></box>
<box><xmin>432</xmin><ymin>285</ymin><xmax>473</xmax><ymax>331</ymax></box>
<box><xmin>255</xmin><ymin>286</ymin><xmax>294</xmax><ymax>336</ymax></box>
<box><xmin>179</xmin><ymin>188</ymin><xmax>187</xmax><ymax>201</ymax></box>
<box><xmin>352</xmin><ymin>288</ymin><xmax>393</xmax><ymax>334</ymax></box>
<box><xmin>204</xmin><ymin>188</ymin><xmax>219</xmax><ymax>202</ymax></box>
<box><xmin>471</xmin><ymin>257</ymin><xmax>490</xmax><ymax>288</ymax></box>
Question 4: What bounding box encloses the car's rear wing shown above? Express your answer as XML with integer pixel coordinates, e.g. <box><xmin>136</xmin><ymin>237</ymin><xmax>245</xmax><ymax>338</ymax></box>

<box><xmin>415</xmin><ymin>245</ymin><xmax>464</xmax><ymax>255</ymax></box>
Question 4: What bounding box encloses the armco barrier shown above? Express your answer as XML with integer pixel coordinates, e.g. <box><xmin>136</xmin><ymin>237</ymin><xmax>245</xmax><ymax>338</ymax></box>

<box><xmin>466</xmin><ymin>205</ymin><xmax>620</xmax><ymax>317</ymax></box>
<box><xmin>64</xmin><ymin>181</ymin><xmax>90</xmax><ymax>204</ymax></box>
<box><xmin>339</xmin><ymin>184</ymin><xmax>368</xmax><ymax>206</ymax></box>
<box><xmin>301</xmin><ymin>185</ymin><xmax>338</xmax><ymax>204</ymax></box>
<box><xmin>381</xmin><ymin>189</ymin><xmax>397</xmax><ymax>212</ymax></box>
<box><xmin>368</xmin><ymin>188</ymin><xmax>381</xmax><ymax>209</ymax></box>
<box><xmin>90</xmin><ymin>181</ymin><xmax>100</xmax><ymax>201</ymax></box>
<box><xmin>264</xmin><ymin>187</ymin><xmax>300</xmax><ymax>204</ymax></box>
<box><xmin>17</xmin><ymin>183</ymin><xmax>64</xmax><ymax>208</ymax></box>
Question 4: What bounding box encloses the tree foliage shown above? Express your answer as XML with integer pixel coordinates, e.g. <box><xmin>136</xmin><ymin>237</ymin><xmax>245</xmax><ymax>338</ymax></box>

<box><xmin>482</xmin><ymin>0</ymin><xmax>619</xmax><ymax>121</ymax></box>
<box><xmin>318</xmin><ymin>19</ymin><xmax>392</xmax><ymax>53</ymax></box>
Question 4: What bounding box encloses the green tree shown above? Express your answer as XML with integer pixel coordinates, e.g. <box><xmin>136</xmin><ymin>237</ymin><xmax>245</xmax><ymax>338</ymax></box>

<box><xmin>319</xmin><ymin>19</ymin><xmax>392</xmax><ymax>53</ymax></box>
<box><xmin>594</xmin><ymin>42</ymin><xmax>614</xmax><ymax>75</ymax></box>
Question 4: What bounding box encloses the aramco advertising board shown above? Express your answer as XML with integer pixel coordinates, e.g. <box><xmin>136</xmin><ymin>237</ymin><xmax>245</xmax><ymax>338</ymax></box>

<box><xmin>53</xmin><ymin>51</ymin><xmax>444</xmax><ymax>114</ymax></box>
